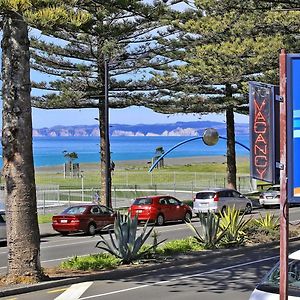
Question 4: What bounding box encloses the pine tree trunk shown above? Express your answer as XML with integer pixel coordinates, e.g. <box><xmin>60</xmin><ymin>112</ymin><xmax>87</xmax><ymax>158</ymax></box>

<box><xmin>1</xmin><ymin>12</ymin><xmax>43</xmax><ymax>282</ymax></box>
<box><xmin>226</xmin><ymin>107</ymin><xmax>237</xmax><ymax>189</ymax></box>
<box><xmin>99</xmin><ymin>102</ymin><xmax>112</xmax><ymax>206</ymax></box>
<box><xmin>98</xmin><ymin>60</ymin><xmax>111</xmax><ymax>207</ymax></box>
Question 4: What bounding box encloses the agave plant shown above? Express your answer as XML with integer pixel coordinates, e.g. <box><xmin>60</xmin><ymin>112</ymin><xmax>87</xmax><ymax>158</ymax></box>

<box><xmin>186</xmin><ymin>211</ymin><xmax>227</xmax><ymax>249</ymax></box>
<box><xmin>219</xmin><ymin>206</ymin><xmax>251</xmax><ymax>246</ymax></box>
<box><xmin>255</xmin><ymin>212</ymin><xmax>279</xmax><ymax>231</ymax></box>
<box><xmin>96</xmin><ymin>212</ymin><xmax>165</xmax><ymax>264</ymax></box>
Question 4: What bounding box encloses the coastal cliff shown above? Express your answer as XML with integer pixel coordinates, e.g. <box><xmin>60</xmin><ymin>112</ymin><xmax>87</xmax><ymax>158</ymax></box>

<box><xmin>32</xmin><ymin>121</ymin><xmax>249</xmax><ymax>137</ymax></box>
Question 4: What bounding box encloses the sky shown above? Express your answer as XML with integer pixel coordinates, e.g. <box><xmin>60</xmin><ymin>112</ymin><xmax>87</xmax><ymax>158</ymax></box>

<box><xmin>31</xmin><ymin>106</ymin><xmax>249</xmax><ymax>129</ymax></box>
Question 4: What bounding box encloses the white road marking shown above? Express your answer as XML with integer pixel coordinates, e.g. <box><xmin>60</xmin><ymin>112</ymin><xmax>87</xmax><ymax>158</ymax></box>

<box><xmin>79</xmin><ymin>256</ymin><xmax>278</xmax><ymax>299</ymax></box>
<box><xmin>54</xmin><ymin>282</ymin><xmax>93</xmax><ymax>300</ymax></box>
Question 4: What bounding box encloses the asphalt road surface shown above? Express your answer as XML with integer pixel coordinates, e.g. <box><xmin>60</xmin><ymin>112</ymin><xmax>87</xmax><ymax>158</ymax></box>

<box><xmin>0</xmin><ymin>206</ymin><xmax>300</xmax><ymax>273</ymax></box>
<box><xmin>4</xmin><ymin>239</ymin><xmax>300</xmax><ymax>300</ymax></box>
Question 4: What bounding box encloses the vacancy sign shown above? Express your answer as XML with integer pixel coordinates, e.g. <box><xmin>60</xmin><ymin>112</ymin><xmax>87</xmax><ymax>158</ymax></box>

<box><xmin>249</xmin><ymin>82</ymin><xmax>279</xmax><ymax>183</ymax></box>
<box><xmin>287</xmin><ymin>55</ymin><xmax>300</xmax><ymax>202</ymax></box>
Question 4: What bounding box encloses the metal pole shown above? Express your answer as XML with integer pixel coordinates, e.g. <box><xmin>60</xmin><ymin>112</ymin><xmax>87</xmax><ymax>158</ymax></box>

<box><xmin>279</xmin><ymin>48</ymin><xmax>288</xmax><ymax>300</ymax></box>
<box><xmin>81</xmin><ymin>175</ymin><xmax>84</xmax><ymax>202</ymax></box>
<box><xmin>104</xmin><ymin>58</ymin><xmax>111</xmax><ymax>208</ymax></box>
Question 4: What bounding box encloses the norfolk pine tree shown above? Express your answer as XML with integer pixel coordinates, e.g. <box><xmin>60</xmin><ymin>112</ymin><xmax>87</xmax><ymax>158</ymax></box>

<box><xmin>151</xmin><ymin>0</ymin><xmax>300</xmax><ymax>188</ymax></box>
<box><xmin>29</xmin><ymin>0</ymin><xmax>176</xmax><ymax>205</ymax></box>
<box><xmin>0</xmin><ymin>0</ymin><xmax>89</xmax><ymax>282</ymax></box>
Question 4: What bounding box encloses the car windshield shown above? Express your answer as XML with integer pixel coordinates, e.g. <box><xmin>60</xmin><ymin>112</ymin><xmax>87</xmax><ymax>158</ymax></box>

<box><xmin>260</xmin><ymin>259</ymin><xmax>300</xmax><ymax>291</ymax></box>
<box><xmin>195</xmin><ymin>192</ymin><xmax>215</xmax><ymax>199</ymax></box>
<box><xmin>62</xmin><ymin>206</ymin><xmax>87</xmax><ymax>215</ymax></box>
<box><xmin>133</xmin><ymin>198</ymin><xmax>153</xmax><ymax>205</ymax></box>
<box><xmin>267</xmin><ymin>186</ymin><xmax>280</xmax><ymax>192</ymax></box>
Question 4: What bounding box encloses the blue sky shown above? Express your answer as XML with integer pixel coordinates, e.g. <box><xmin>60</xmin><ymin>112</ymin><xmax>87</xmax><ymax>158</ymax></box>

<box><xmin>31</xmin><ymin>106</ymin><xmax>249</xmax><ymax>128</ymax></box>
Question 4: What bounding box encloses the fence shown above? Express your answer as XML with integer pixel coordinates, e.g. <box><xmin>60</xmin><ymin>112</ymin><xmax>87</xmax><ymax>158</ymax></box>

<box><xmin>1</xmin><ymin>172</ymin><xmax>256</xmax><ymax>212</ymax></box>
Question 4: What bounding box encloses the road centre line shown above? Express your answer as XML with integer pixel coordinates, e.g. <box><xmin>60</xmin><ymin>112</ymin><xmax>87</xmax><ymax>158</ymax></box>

<box><xmin>79</xmin><ymin>256</ymin><xmax>278</xmax><ymax>299</ymax></box>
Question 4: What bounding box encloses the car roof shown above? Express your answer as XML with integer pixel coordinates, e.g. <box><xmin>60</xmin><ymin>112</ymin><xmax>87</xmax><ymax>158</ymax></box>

<box><xmin>289</xmin><ymin>250</ymin><xmax>300</xmax><ymax>260</ymax></box>
<box><xmin>196</xmin><ymin>188</ymin><xmax>237</xmax><ymax>193</ymax></box>
<box><xmin>136</xmin><ymin>195</ymin><xmax>171</xmax><ymax>199</ymax></box>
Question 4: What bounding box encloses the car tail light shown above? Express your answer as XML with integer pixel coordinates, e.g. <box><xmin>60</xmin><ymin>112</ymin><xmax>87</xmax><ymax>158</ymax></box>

<box><xmin>70</xmin><ymin>218</ymin><xmax>80</xmax><ymax>224</ymax></box>
<box><xmin>52</xmin><ymin>218</ymin><xmax>58</xmax><ymax>224</ymax></box>
<box><xmin>193</xmin><ymin>197</ymin><xmax>196</xmax><ymax>202</ymax></box>
<box><xmin>213</xmin><ymin>194</ymin><xmax>219</xmax><ymax>202</ymax></box>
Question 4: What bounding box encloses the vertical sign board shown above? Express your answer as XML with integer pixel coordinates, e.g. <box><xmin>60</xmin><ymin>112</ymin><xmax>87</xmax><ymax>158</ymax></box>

<box><xmin>287</xmin><ymin>55</ymin><xmax>300</xmax><ymax>203</ymax></box>
<box><xmin>249</xmin><ymin>82</ymin><xmax>279</xmax><ymax>183</ymax></box>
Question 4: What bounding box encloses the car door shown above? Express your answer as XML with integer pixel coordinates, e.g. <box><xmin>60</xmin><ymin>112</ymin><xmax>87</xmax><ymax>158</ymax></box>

<box><xmin>218</xmin><ymin>190</ymin><xmax>231</xmax><ymax>210</ymax></box>
<box><xmin>231</xmin><ymin>190</ymin><xmax>247</xmax><ymax>210</ymax></box>
<box><xmin>90</xmin><ymin>206</ymin><xmax>105</xmax><ymax>229</ymax></box>
<box><xmin>98</xmin><ymin>205</ymin><xmax>115</xmax><ymax>228</ymax></box>
<box><xmin>158</xmin><ymin>197</ymin><xmax>172</xmax><ymax>221</ymax></box>
<box><xmin>167</xmin><ymin>197</ymin><xmax>183</xmax><ymax>221</ymax></box>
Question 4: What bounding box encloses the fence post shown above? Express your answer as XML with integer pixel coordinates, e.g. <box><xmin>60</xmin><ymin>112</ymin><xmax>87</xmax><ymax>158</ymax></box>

<box><xmin>43</xmin><ymin>191</ymin><xmax>46</xmax><ymax>215</ymax></box>
<box><xmin>114</xmin><ymin>185</ymin><xmax>117</xmax><ymax>208</ymax></box>
<box><xmin>57</xmin><ymin>186</ymin><xmax>60</xmax><ymax>205</ymax></box>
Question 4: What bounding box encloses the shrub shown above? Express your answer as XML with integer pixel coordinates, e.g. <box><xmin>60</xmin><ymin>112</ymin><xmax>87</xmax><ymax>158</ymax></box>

<box><xmin>255</xmin><ymin>212</ymin><xmax>279</xmax><ymax>231</ymax></box>
<box><xmin>61</xmin><ymin>254</ymin><xmax>121</xmax><ymax>271</ymax></box>
<box><xmin>219</xmin><ymin>206</ymin><xmax>251</xmax><ymax>247</ymax></box>
<box><xmin>96</xmin><ymin>212</ymin><xmax>165</xmax><ymax>264</ymax></box>
<box><xmin>157</xmin><ymin>237</ymin><xmax>203</xmax><ymax>255</ymax></box>
<box><xmin>186</xmin><ymin>212</ymin><xmax>227</xmax><ymax>249</ymax></box>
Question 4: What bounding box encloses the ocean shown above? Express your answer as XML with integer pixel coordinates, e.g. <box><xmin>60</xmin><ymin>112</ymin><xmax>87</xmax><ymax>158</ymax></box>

<box><xmin>0</xmin><ymin>135</ymin><xmax>250</xmax><ymax>167</ymax></box>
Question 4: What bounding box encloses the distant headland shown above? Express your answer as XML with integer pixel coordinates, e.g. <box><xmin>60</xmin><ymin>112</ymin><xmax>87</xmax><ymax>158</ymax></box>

<box><xmin>32</xmin><ymin>121</ymin><xmax>249</xmax><ymax>137</ymax></box>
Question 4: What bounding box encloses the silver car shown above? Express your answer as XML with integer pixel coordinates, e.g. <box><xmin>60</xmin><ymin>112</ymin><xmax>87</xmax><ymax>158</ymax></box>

<box><xmin>193</xmin><ymin>188</ymin><xmax>253</xmax><ymax>215</ymax></box>
<box><xmin>249</xmin><ymin>250</ymin><xmax>300</xmax><ymax>299</ymax></box>
<box><xmin>0</xmin><ymin>211</ymin><xmax>6</xmax><ymax>242</ymax></box>
<box><xmin>259</xmin><ymin>185</ymin><xmax>280</xmax><ymax>208</ymax></box>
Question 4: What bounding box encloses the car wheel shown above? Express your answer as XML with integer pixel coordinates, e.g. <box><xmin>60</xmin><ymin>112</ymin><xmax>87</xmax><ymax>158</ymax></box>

<box><xmin>86</xmin><ymin>223</ymin><xmax>97</xmax><ymax>235</ymax></box>
<box><xmin>245</xmin><ymin>203</ymin><xmax>252</xmax><ymax>214</ymax></box>
<box><xmin>156</xmin><ymin>214</ymin><xmax>165</xmax><ymax>226</ymax></box>
<box><xmin>183</xmin><ymin>211</ymin><xmax>192</xmax><ymax>222</ymax></box>
<box><xmin>61</xmin><ymin>232</ymin><xmax>69</xmax><ymax>236</ymax></box>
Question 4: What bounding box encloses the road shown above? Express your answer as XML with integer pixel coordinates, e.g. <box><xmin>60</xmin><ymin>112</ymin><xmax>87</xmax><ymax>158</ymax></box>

<box><xmin>4</xmin><ymin>239</ymin><xmax>300</xmax><ymax>300</ymax></box>
<box><xmin>0</xmin><ymin>206</ymin><xmax>299</xmax><ymax>299</ymax></box>
<box><xmin>0</xmin><ymin>206</ymin><xmax>300</xmax><ymax>273</ymax></box>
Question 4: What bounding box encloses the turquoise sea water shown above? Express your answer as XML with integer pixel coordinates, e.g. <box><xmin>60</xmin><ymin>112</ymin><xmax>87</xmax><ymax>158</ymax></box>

<box><xmin>0</xmin><ymin>135</ymin><xmax>250</xmax><ymax>167</ymax></box>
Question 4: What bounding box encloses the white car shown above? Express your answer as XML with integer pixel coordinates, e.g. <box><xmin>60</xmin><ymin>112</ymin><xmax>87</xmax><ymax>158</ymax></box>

<box><xmin>192</xmin><ymin>188</ymin><xmax>253</xmax><ymax>215</ymax></box>
<box><xmin>249</xmin><ymin>250</ymin><xmax>300</xmax><ymax>299</ymax></box>
<box><xmin>259</xmin><ymin>185</ymin><xmax>280</xmax><ymax>208</ymax></box>
<box><xmin>0</xmin><ymin>211</ymin><xmax>6</xmax><ymax>242</ymax></box>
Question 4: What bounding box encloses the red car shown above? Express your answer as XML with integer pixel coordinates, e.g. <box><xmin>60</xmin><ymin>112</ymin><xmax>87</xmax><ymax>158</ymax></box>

<box><xmin>52</xmin><ymin>204</ymin><xmax>115</xmax><ymax>235</ymax></box>
<box><xmin>128</xmin><ymin>195</ymin><xmax>192</xmax><ymax>226</ymax></box>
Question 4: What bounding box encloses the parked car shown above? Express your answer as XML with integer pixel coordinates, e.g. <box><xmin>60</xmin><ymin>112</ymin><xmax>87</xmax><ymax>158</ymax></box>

<box><xmin>249</xmin><ymin>250</ymin><xmax>300</xmax><ymax>299</ymax></box>
<box><xmin>259</xmin><ymin>185</ymin><xmax>280</xmax><ymax>208</ymax></box>
<box><xmin>52</xmin><ymin>204</ymin><xmax>115</xmax><ymax>235</ymax></box>
<box><xmin>193</xmin><ymin>188</ymin><xmax>253</xmax><ymax>215</ymax></box>
<box><xmin>128</xmin><ymin>195</ymin><xmax>192</xmax><ymax>226</ymax></box>
<box><xmin>0</xmin><ymin>211</ymin><xmax>6</xmax><ymax>242</ymax></box>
